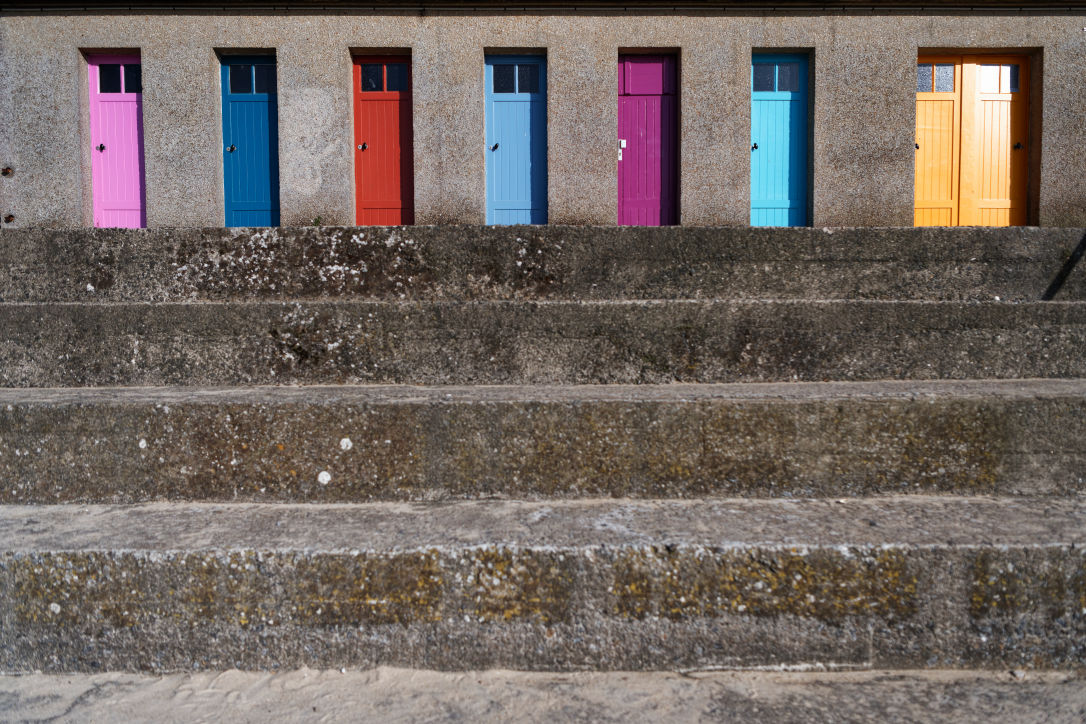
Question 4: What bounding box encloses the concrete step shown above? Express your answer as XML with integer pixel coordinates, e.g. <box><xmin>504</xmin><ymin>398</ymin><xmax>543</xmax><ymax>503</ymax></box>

<box><xmin>2</xmin><ymin>497</ymin><xmax>1083</xmax><ymax>672</ymax></box>
<box><xmin>3</xmin><ymin>669</ymin><xmax>1083</xmax><ymax>723</ymax></box>
<box><xmin>3</xmin><ymin>300</ymin><xmax>1086</xmax><ymax>387</ymax></box>
<box><xmin>3</xmin><ymin>380</ymin><xmax>1085</xmax><ymax>504</ymax></box>
<box><xmin>2</xmin><ymin>226</ymin><xmax>1083</xmax><ymax>303</ymax></box>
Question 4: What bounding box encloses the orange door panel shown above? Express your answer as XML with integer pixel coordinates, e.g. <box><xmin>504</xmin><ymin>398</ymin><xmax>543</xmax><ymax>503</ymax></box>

<box><xmin>915</xmin><ymin>58</ymin><xmax>961</xmax><ymax>226</ymax></box>
<box><xmin>915</xmin><ymin>54</ymin><xmax>1029</xmax><ymax>227</ymax></box>
<box><xmin>959</xmin><ymin>57</ymin><xmax>1029</xmax><ymax>226</ymax></box>
<box><xmin>353</xmin><ymin>56</ymin><xmax>414</xmax><ymax>225</ymax></box>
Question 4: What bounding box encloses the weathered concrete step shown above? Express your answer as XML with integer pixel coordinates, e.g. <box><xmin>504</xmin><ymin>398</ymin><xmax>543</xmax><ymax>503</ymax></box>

<box><xmin>3</xmin><ymin>380</ymin><xmax>1085</xmax><ymax>503</ymax></box>
<box><xmin>4</xmin><ymin>669</ymin><xmax>1084</xmax><ymax>723</ymax></box>
<box><xmin>2</xmin><ymin>497</ymin><xmax>1083</xmax><ymax>672</ymax></box>
<box><xmin>2</xmin><ymin>226</ymin><xmax>1084</xmax><ymax>303</ymax></box>
<box><xmin>3</xmin><ymin>300</ymin><xmax>1086</xmax><ymax>387</ymax></box>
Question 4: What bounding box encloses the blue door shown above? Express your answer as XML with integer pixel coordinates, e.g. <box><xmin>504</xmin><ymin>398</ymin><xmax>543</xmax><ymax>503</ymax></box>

<box><xmin>221</xmin><ymin>56</ymin><xmax>280</xmax><ymax>226</ymax></box>
<box><xmin>751</xmin><ymin>54</ymin><xmax>808</xmax><ymax>226</ymax></box>
<box><xmin>485</xmin><ymin>55</ymin><xmax>547</xmax><ymax>224</ymax></box>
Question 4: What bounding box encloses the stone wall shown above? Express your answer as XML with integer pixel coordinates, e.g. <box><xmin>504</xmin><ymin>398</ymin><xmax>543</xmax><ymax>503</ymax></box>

<box><xmin>0</xmin><ymin>11</ymin><xmax>1084</xmax><ymax>228</ymax></box>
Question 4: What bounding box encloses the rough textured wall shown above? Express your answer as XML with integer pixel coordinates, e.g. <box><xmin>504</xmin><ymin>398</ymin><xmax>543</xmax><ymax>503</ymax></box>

<box><xmin>0</xmin><ymin>11</ymin><xmax>1084</xmax><ymax>228</ymax></box>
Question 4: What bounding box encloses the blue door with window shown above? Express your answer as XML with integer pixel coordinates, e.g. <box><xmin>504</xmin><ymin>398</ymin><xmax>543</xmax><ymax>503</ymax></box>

<box><xmin>221</xmin><ymin>56</ymin><xmax>280</xmax><ymax>226</ymax></box>
<box><xmin>485</xmin><ymin>55</ymin><xmax>547</xmax><ymax>224</ymax></box>
<box><xmin>751</xmin><ymin>54</ymin><xmax>808</xmax><ymax>227</ymax></box>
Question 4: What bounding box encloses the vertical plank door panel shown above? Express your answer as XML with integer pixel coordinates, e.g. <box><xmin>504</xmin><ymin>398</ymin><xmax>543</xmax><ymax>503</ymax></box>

<box><xmin>751</xmin><ymin>53</ymin><xmax>809</xmax><ymax>227</ymax></box>
<box><xmin>914</xmin><ymin>57</ymin><xmax>961</xmax><ymax>226</ymax></box>
<box><xmin>88</xmin><ymin>54</ymin><xmax>146</xmax><ymax>228</ymax></box>
<box><xmin>354</xmin><ymin>57</ymin><xmax>414</xmax><ymax>225</ymax></box>
<box><xmin>618</xmin><ymin>55</ymin><xmax>678</xmax><ymax>226</ymax></box>
<box><xmin>959</xmin><ymin>56</ymin><xmax>1029</xmax><ymax>227</ymax></box>
<box><xmin>485</xmin><ymin>55</ymin><xmax>547</xmax><ymax>225</ymax></box>
<box><xmin>221</xmin><ymin>56</ymin><xmax>280</xmax><ymax>227</ymax></box>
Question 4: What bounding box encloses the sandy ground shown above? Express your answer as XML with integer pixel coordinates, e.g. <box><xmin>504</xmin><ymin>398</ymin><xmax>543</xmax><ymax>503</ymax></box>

<box><xmin>1</xmin><ymin>668</ymin><xmax>1084</xmax><ymax>723</ymax></box>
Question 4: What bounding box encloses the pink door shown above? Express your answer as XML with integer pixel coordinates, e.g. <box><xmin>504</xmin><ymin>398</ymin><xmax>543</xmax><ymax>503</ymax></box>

<box><xmin>618</xmin><ymin>55</ymin><xmax>678</xmax><ymax>225</ymax></box>
<box><xmin>88</xmin><ymin>54</ymin><xmax>146</xmax><ymax>228</ymax></box>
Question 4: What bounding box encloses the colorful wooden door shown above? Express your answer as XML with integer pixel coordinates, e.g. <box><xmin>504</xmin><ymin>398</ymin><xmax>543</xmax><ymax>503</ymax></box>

<box><xmin>914</xmin><ymin>58</ymin><xmax>962</xmax><ymax>226</ymax></box>
<box><xmin>354</xmin><ymin>56</ymin><xmax>413</xmax><ymax>225</ymax></box>
<box><xmin>618</xmin><ymin>55</ymin><xmax>678</xmax><ymax>226</ymax></box>
<box><xmin>88</xmin><ymin>54</ymin><xmax>146</xmax><ymax>228</ymax></box>
<box><xmin>750</xmin><ymin>54</ymin><xmax>809</xmax><ymax>227</ymax></box>
<box><xmin>485</xmin><ymin>55</ymin><xmax>547</xmax><ymax>225</ymax></box>
<box><xmin>915</xmin><ymin>55</ymin><xmax>1029</xmax><ymax>226</ymax></box>
<box><xmin>221</xmin><ymin>56</ymin><xmax>280</xmax><ymax>226</ymax></box>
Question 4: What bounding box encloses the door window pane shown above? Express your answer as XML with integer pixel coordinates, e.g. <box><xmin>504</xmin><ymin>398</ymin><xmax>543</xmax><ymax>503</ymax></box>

<box><xmin>979</xmin><ymin>64</ymin><xmax>1000</xmax><ymax>93</ymax></box>
<box><xmin>493</xmin><ymin>64</ymin><xmax>515</xmax><ymax>93</ymax></box>
<box><xmin>752</xmin><ymin>63</ymin><xmax>775</xmax><ymax>92</ymax></box>
<box><xmin>916</xmin><ymin>63</ymin><xmax>932</xmax><ymax>92</ymax></box>
<box><xmin>386</xmin><ymin>63</ymin><xmax>408</xmax><ymax>92</ymax></box>
<box><xmin>361</xmin><ymin>64</ymin><xmax>382</xmax><ymax>92</ymax></box>
<box><xmin>99</xmin><ymin>64</ymin><xmax>122</xmax><ymax>93</ymax></box>
<box><xmin>1003</xmin><ymin>64</ymin><xmax>1019</xmax><ymax>93</ymax></box>
<box><xmin>934</xmin><ymin>63</ymin><xmax>954</xmax><ymax>92</ymax></box>
<box><xmin>123</xmin><ymin>64</ymin><xmax>142</xmax><ymax>93</ymax></box>
<box><xmin>776</xmin><ymin>63</ymin><xmax>800</xmax><ymax>92</ymax></box>
<box><xmin>254</xmin><ymin>64</ymin><xmax>276</xmax><ymax>94</ymax></box>
<box><xmin>517</xmin><ymin>63</ymin><xmax>539</xmax><ymax>93</ymax></box>
<box><xmin>229</xmin><ymin>64</ymin><xmax>252</xmax><ymax>94</ymax></box>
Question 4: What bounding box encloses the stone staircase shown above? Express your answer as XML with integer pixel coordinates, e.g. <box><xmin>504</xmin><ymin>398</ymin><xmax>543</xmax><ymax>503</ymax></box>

<box><xmin>1</xmin><ymin>225</ymin><xmax>1084</xmax><ymax>673</ymax></box>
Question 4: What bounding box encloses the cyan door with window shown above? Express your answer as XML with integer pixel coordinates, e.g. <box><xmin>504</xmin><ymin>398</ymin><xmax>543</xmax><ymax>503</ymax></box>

<box><xmin>751</xmin><ymin>54</ymin><xmax>809</xmax><ymax>226</ymax></box>
<box><xmin>221</xmin><ymin>56</ymin><xmax>280</xmax><ymax>226</ymax></box>
<box><xmin>485</xmin><ymin>55</ymin><xmax>547</xmax><ymax>224</ymax></box>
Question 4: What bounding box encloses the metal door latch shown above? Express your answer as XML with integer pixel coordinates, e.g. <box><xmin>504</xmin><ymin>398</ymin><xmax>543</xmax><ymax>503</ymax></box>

<box><xmin>227</xmin><ymin>145</ymin><xmax>236</xmax><ymax>153</ymax></box>
<box><xmin>618</xmin><ymin>139</ymin><xmax>625</xmax><ymax>161</ymax></box>
<box><xmin>751</xmin><ymin>143</ymin><xmax>758</xmax><ymax>151</ymax></box>
<box><xmin>358</xmin><ymin>143</ymin><xmax>367</xmax><ymax>151</ymax></box>
<box><xmin>96</xmin><ymin>144</ymin><xmax>106</xmax><ymax>152</ymax></box>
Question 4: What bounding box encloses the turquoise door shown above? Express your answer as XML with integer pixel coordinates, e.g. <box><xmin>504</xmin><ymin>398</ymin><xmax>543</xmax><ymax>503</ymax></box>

<box><xmin>485</xmin><ymin>55</ymin><xmax>547</xmax><ymax>224</ymax></box>
<box><xmin>221</xmin><ymin>56</ymin><xmax>280</xmax><ymax>226</ymax></box>
<box><xmin>751</xmin><ymin>54</ymin><xmax>808</xmax><ymax>226</ymax></box>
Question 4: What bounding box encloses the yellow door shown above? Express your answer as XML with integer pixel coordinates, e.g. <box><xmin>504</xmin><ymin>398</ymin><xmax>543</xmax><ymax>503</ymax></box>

<box><xmin>915</xmin><ymin>55</ymin><xmax>1029</xmax><ymax>226</ymax></box>
<box><xmin>959</xmin><ymin>57</ymin><xmax>1029</xmax><ymax>226</ymax></box>
<box><xmin>915</xmin><ymin>57</ymin><xmax>961</xmax><ymax>226</ymax></box>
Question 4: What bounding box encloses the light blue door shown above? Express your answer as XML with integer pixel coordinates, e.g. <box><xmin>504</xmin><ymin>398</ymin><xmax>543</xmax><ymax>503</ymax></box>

<box><xmin>751</xmin><ymin>54</ymin><xmax>808</xmax><ymax>226</ymax></box>
<box><xmin>221</xmin><ymin>56</ymin><xmax>280</xmax><ymax>226</ymax></box>
<box><xmin>485</xmin><ymin>55</ymin><xmax>547</xmax><ymax>224</ymax></box>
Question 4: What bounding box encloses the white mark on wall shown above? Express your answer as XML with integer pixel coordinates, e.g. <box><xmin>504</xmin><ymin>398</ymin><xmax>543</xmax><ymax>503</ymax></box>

<box><xmin>281</xmin><ymin>88</ymin><xmax>341</xmax><ymax>199</ymax></box>
<box><xmin>340</xmin><ymin>437</ymin><xmax>353</xmax><ymax>451</ymax></box>
<box><xmin>138</xmin><ymin>438</ymin><xmax>147</xmax><ymax>449</ymax></box>
<box><xmin>318</xmin><ymin>470</ymin><xmax>332</xmax><ymax>485</ymax></box>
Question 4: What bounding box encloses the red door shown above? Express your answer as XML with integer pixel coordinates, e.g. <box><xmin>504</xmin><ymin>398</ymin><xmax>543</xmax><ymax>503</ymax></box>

<box><xmin>353</xmin><ymin>56</ymin><xmax>413</xmax><ymax>225</ymax></box>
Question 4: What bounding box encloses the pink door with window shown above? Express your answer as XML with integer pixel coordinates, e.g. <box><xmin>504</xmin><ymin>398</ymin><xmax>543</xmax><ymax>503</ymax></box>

<box><xmin>618</xmin><ymin>55</ymin><xmax>678</xmax><ymax>225</ymax></box>
<box><xmin>88</xmin><ymin>54</ymin><xmax>146</xmax><ymax>228</ymax></box>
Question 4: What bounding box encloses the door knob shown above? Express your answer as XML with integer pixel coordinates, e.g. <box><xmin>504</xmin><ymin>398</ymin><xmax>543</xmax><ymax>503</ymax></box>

<box><xmin>227</xmin><ymin>145</ymin><xmax>236</xmax><ymax>153</ymax></box>
<box><xmin>751</xmin><ymin>143</ymin><xmax>758</xmax><ymax>151</ymax></box>
<box><xmin>96</xmin><ymin>144</ymin><xmax>105</xmax><ymax>152</ymax></box>
<box><xmin>1013</xmin><ymin>142</ymin><xmax>1023</xmax><ymax>150</ymax></box>
<box><xmin>490</xmin><ymin>143</ymin><xmax>499</xmax><ymax>151</ymax></box>
<box><xmin>915</xmin><ymin>143</ymin><xmax>920</xmax><ymax>149</ymax></box>
<box><xmin>359</xmin><ymin>143</ymin><xmax>367</xmax><ymax>151</ymax></box>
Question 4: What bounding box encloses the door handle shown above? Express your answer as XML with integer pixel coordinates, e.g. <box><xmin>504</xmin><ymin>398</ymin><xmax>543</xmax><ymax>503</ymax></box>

<box><xmin>915</xmin><ymin>143</ymin><xmax>920</xmax><ymax>149</ymax></box>
<box><xmin>490</xmin><ymin>143</ymin><xmax>499</xmax><ymax>151</ymax></box>
<box><xmin>227</xmin><ymin>145</ymin><xmax>236</xmax><ymax>153</ymax></box>
<box><xmin>751</xmin><ymin>143</ymin><xmax>758</xmax><ymax>151</ymax></box>
<box><xmin>96</xmin><ymin>144</ymin><xmax>105</xmax><ymax>152</ymax></box>
<box><xmin>358</xmin><ymin>143</ymin><xmax>367</xmax><ymax>151</ymax></box>
<box><xmin>1013</xmin><ymin>142</ymin><xmax>1023</xmax><ymax>150</ymax></box>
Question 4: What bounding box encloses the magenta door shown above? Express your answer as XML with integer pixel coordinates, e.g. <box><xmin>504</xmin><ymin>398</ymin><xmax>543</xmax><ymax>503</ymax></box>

<box><xmin>618</xmin><ymin>55</ymin><xmax>678</xmax><ymax>225</ymax></box>
<box><xmin>88</xmin><ymin>54</ymin><xmax>146</xmax><ymax>228</ymax></box>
